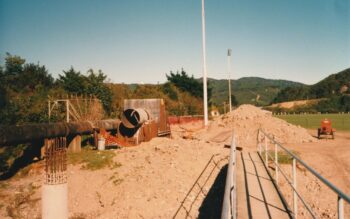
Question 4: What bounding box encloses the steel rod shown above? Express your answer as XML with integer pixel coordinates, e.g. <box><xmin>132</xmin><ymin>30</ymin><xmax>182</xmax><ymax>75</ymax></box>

<box><xmin>265</xmin><ymin>137</ymin><xmax>268</xmax><ymax>165</ymax></box>
<box><xmin>293</xmin><ymin>158</ymin><xmax>297</xmax><ymax>218</ymax></box>
<box><xmin>265</xmin><ymin>151</ymin><xmax>316</xmax><ymax>218</ymax></box>
<box><xmin>259</xmin><ymin>129</ymin><xmax>350</xmax><ymax>203</ymax></box>
<box><xmin>275</xmin><ymin>143</ymin><xmax>278</xmax><ymax>184</ymax></box>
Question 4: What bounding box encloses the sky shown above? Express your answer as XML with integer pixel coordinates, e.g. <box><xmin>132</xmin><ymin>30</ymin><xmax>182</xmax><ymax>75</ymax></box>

<box><xmin>0</xmin><ymin>0</ymin><xmax>349</xmax><ymax>85</ymax></box>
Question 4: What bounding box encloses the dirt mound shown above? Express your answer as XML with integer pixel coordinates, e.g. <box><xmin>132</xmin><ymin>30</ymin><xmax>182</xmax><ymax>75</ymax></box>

<box><xmin>200</xmin><ymin>104</ymin><xmax>316</xmax><ymax>147</ymax></box>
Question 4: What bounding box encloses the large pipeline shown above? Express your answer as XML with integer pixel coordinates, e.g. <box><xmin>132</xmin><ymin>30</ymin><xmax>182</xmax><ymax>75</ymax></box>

<box><xmin>0</xmin><ymin>108</ymin><xmax>153</xmax><ymax>146</ymax></box>
<box><xmin>0</xmin><ymin>119</ymin><xmax>120</xmax><ymax>146</ymax></box>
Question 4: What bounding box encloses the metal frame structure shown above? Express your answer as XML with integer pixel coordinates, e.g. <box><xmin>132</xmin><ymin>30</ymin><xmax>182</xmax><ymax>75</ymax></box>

<box><xmin>258</xmin><ymin>129</ymin><xmax>350</xmax><ymax>219</ymax></box>
<box><xmin>48</xmin><ymin>96</ymin><xmax>102</xmax><ymax>122</ymax></box>
<box><xmin>221</xmin><ymin>132</ymin><xmax>237</xmax><ymax>219</ymax></box>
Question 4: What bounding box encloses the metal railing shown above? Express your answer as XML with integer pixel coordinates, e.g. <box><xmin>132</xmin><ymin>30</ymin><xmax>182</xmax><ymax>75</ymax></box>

<box><xmin>258</xmin><ymin>129</ymin><xmax>350</xmax><ymax>219</ymax></box>
<box><xmin>221</xmin><ymin>132</ymin><xmax>237</xmax><ymax>219</ymax></box>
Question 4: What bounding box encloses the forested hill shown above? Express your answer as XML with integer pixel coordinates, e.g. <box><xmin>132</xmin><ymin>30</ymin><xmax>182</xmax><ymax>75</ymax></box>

<box><xmin>207</xmin><ymin>77</ymin><xmax>304</xmax><ymax>106</ymax></box>
<box><xmin>273</xmin><ymin>68</ymin><xmax>350</xmax><ymax>103</ymax></box>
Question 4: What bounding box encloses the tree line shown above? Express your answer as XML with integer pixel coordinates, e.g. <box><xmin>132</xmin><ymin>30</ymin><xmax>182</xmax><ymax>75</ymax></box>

<box><xmin>0</xmin><ymin>54</ymin><xmax>210</xmax><ymax>125</ymax></box>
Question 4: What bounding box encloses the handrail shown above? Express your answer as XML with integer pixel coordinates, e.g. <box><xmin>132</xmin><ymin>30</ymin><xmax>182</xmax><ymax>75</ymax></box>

<box><xmin>259</xmin><ymin>129</ymin><xmax>350</xmax><ymax>204</ymax></box>
<box><xmin>221</xmin><ymin>132</ymin><xmax>237</xmax><ymax>219</ymax></box>
<box><xmin>265</xmin><ymin>151</ymin><xmax>316</xmax><ymax>218</ymax></box>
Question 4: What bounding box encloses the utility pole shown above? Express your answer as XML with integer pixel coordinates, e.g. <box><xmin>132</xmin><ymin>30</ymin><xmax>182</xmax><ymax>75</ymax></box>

<box><xmin>201</xmin><ymin>0</ymin><xmax>208</xmax><ymax>126</ymax></box>
<box><xmin>227</xmin><ymin>49</ymin><xmax>232</xmax><ymax>112</ymax></box>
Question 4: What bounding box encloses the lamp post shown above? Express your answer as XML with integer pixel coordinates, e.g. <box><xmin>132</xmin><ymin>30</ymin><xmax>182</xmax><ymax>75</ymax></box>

<box><xmin>227</xmin><ymin>49</ymin><xmax>232</xmax><ymax>112</ymax></box>
<box><xmin>201</xmin><ymin>0</ymin><xmax>208</xmax><ymax>126</ymax></box>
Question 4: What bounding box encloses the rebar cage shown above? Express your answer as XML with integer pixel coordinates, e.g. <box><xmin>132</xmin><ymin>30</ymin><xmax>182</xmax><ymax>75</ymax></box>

<box><xmin>44</xmin><ymin>137</ymin><xmax>67</xmax><ymax>185</ymax></box>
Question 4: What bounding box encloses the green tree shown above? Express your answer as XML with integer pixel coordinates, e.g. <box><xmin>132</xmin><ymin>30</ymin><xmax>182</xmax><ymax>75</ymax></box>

<box><xmin>58</xmin><ymin>67</ymin><xmax>87</xmax><ymax>94</ymax></box>
<box><xmin>0</xmin><ymin>54</ymin><xmax>54</xmax><ymax>125</ymax></box>
<box><xmin>162</xmin><ymin>82</ymin><xmax>178</xmax><ymax>100</ymax></box>
<box><xmin>4</xmin><ymin>53</ymin><xmax>25</xmax><ymax>75</ymax></box>
<box><xmin>58</xmin><ymin>68</ymin><xmax>113</xmax><ymax>115</ymax></box>
<box><xmin>231</xmin><ymin>94</ymin><xmax>238</xmax><ymax>106</ymax></box>
<box><xmin>21</xmin><ymin>63</ymin><xmax>53</xmax><ymax>91</ymax></box>
<box><xmin>166</xmin><ymin>69</ymin><xmax>212</xmax><ymax>103</ymax></box>
<box><xmin>85</xmin><ymin>69</ymin><xmax>113</xmax><ymax>114</ymax></box>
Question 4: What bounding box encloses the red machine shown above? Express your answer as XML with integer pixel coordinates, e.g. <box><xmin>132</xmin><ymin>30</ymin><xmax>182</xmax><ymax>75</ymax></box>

<box><xmin>317</xmin><ymin>119</ymin><xmax>336</xmax><ymax>139</ymax></box>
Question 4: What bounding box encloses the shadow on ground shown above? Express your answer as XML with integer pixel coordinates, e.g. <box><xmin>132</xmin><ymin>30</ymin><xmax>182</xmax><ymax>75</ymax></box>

<box><xmin>172</xmin><ymin>154</ymin><xmax>228</xmax><ymax>219</ymax></box>
<box><xmin>197</xmin><ymin>164</ymin><xmax>227</xmax><ymax>219</ymax></box>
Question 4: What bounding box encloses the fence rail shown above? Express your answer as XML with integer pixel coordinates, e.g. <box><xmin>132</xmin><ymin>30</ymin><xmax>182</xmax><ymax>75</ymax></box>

<box><xmin>258</xmin><ymin>129</ymin><xmax>350</xmax><ymax>219</ymax></box>
<box><xmin>221</xmin><ymin>132</ymin><xmax>237</xmax><ymax>219</ymax></box>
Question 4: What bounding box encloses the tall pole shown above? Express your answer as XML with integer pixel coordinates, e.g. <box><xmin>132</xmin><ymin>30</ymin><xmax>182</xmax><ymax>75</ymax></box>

<box><xmin>227</xmin><ymin>49</ymin><xmax>232</xmax><ymax>112</ymax></box>
<box><xmin>201</xmin><ymin>0</ymin><xmax>208</xmax><ymax>126</ymax></box>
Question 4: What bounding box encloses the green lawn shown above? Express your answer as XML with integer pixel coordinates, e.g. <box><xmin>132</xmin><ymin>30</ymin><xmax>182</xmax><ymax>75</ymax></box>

<box><xmin>275</xmin><ymin>114</ymin><xmax>350</xmax><ymax>131</ymax></box>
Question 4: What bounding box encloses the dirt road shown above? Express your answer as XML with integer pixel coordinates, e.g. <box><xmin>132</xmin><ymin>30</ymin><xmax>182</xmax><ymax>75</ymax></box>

<box><xmin>279</xmin><ymin>130</ymin><xmax>350</xmax><ymax>218</ymax></box>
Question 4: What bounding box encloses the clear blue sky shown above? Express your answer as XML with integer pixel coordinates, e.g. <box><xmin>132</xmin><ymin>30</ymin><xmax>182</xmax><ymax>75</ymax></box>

<box><xmin>0</xmin><ymin>0</ymin><xmax>349</xmax><ymax>84</ymax></box>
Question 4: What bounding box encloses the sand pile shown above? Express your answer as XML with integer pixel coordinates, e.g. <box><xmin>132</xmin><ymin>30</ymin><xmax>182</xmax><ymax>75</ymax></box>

<box><xmin>201</xmin><ymin>104</ymin><xmax>316</xmax><ymax>147</ymax></box>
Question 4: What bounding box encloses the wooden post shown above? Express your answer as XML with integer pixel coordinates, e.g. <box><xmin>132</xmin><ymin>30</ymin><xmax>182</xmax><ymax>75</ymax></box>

<box><xmin>66</xmin><ymin>100</ymin><xmax>70</xmax><ymax>123</ymax></box>
<box><xmin>48</xmin><ymin>101</ymin><xmax>51</xmax><ymax>122</ymax></box>
<box><xmin>67</xmin><ymin>135</ymin><xmax>81</xmax><ymax>153</ymax></box>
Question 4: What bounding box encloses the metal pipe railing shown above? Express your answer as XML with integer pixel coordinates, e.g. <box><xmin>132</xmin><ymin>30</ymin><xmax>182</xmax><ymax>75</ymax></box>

<box><xmin>221</xmin><ymin>132</ymin><xmax>237</xmax><ymax>219</ymax></box>
<box><xmin>258</xmin><ymin>129</ymin><xmax>350</xmax><ymax>219</ymax></box>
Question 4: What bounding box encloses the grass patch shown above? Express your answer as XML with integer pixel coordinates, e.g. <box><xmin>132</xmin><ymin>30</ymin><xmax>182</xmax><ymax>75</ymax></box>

<box><xmin>275</xmin><ymin>114</ymin><xmax>350</xmax><ymax>131</ymax></box>
<box><xmin>68</xmin><ymin>147</ymin><xmax>121</xmax><ymax>171</ymax></box>
<box><xmin>262</xmin><ymin>150</ymin><xmax>299</xmax><ymax>164</ymax></box>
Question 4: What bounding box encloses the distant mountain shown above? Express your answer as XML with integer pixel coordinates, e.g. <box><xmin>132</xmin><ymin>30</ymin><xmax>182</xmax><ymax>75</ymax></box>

<box><xmin>207</xmin><ymin>77</ymin><xmax>304</xmax><ymax>106</ymax></box>
<box><xmin>273</xmin><ymin>68</ymin><xmax>350</xmax><ymax>103</ymax></box>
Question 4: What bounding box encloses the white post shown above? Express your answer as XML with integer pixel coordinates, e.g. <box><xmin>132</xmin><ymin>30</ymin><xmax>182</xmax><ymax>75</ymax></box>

<box><xmin>275</xmin><ymin>143</ymin><xmax>278</xmax><ymax>184</ymax></box>
<box><xmin>201</xmin><ymin>0</ymin><xmax>208</xmax><ymax>127</ymax></box>
<box><xmin>293</xmin><ymin>158</ymin><xmax>298</xmax><ymax>218</ymax></box>
<box><xmin>227</xmin><ymin>49</ymin><xmax>232</xmax><ymax>112</ymax></box>
<box><xmin>338</xmin><ymin>196</ymin><xmax>344</xmax><ymax>219</ymax></box>
<box><xmin>42</xmin><ymin>184</ymin><xmax>68</xmax><ymax>219</ymax></box>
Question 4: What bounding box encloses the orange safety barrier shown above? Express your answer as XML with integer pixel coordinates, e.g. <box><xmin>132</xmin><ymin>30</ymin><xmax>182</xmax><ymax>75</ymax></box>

<box><xmin>168</xmin><ymin>116</ymin><xmax>203</xmax><ymax>125</ymax></box>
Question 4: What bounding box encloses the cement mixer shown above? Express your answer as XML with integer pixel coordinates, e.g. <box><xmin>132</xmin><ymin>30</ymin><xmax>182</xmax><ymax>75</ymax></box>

<box><xmin>99</xmin><ymin>107</ymin><xmax>160</xmax><ymax>146</ymax></box>
<box><xmin>99</xmin><ymin>99</ymin><xmax>171</xmax><ymax>146</ymax></box>
<box><xmin>119</xmin><ymin>108</ymin><xmax>150</xmax><ymax>137</ymax></box>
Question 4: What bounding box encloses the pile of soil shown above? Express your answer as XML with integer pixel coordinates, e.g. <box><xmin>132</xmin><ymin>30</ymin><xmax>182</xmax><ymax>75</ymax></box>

<box><xmin>198</xmin><ymin>104</ymin><xmax>316</xmax><ymax>147</ymax></box>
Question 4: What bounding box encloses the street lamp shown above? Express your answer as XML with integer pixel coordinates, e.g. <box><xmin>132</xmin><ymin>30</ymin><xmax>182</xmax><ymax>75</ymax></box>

<box><xmin>227</xmin><ymin>49</ymin><xmax>232</xmax><ymax>112</ymax></box>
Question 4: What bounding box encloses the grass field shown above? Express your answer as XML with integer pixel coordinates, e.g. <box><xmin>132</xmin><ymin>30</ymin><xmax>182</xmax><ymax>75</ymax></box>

<box><xmin>275</xmin><ymin>114</ymin><xmax>350</xmax><ymax>131</ymax></box>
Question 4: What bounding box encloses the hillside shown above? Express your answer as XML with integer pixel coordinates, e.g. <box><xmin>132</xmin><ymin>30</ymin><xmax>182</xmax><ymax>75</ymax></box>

<box><xmin>208</xmin><ymin>77</ymin><xmax>304</xmax><ymax>106</ymax></box>
<box><xmin>273</xmin><ymin>68</ymin><xmax>350</xmax><ymax>103</ymax></box>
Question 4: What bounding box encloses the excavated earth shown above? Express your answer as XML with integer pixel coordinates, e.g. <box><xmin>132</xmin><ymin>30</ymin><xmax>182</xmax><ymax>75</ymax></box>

<box><xmin>196</xmin><ymin>104</ymin><xmax>316</xmax><ymax>148</ymax></box>
<box><xmin>0</xmin><ymin>104</ymin><xmax>348</xmax><ymax>218</ymax></box>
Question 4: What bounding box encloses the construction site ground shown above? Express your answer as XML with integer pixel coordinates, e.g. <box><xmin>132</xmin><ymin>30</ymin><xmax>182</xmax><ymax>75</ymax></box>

<box><xmin>0</xmin><ymin>109</ymin><xmax>350</xmax><ymax>218</ymax></box>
